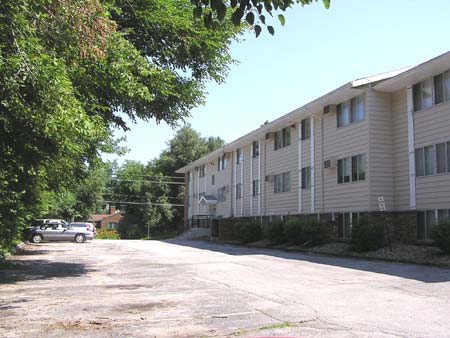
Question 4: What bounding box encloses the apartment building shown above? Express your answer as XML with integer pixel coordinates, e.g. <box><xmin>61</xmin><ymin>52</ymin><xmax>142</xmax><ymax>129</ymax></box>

<box><xmin>176</xmin><ymin>51</ymin><xmax>450</xmax><ymax>241</ymax></box>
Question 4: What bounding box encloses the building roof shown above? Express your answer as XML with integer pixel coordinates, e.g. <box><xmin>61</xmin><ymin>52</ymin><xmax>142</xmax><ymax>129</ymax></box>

<box><xmin>88</xmin><ymin>211</ymin><xmax>123</xmax><ymax>222</ymax></box>
<box><xmin>176</xmin><ymin>51</ymin><xmax>449</xmax><ymax>174</ymax></box>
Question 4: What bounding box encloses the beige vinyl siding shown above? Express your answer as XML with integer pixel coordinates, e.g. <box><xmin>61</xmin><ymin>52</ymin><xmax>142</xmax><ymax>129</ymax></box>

<box><xmin>414</xmin><ymin>100</ymin><xmax>450</xmax><ymax>209</ymax></box>
<box><xmin>367</xmin><ymin>90</ymin><xmax>394</xmax><ymax>211</ymax></box>
<box><xmin>391</xmin><ymin>88</ymin><xmax>410</xmax><ymax>210</ymax></box>
<box><xmin>250</xmin><ymin>144</ymin><xmax>261</xmax><ymax>216</ymax></box>
<box><xmin>264</xmin><ymin>126</ymin><xmax>298</xmax><ymax>215</ymax></box>
<box><xmin>214</xmin><ymin>155</ymin><xmax>233</xmax><ymax>218</ymax></box>
<box><xmin>321</xmin><ymin>94</ymin><xmax>370</xmax><ymax>212</ymax></box>
<box><xmin>314</xmin><ymin>116</ymin><xmax>324</xmax><ymax>212</ymax></box>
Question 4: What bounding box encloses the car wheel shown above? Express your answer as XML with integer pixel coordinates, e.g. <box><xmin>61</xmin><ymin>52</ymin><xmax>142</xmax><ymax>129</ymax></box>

<box><xmin>32</xmin><ymin>234</ymin><xmax>43</xmax><ymax>243</ymax></box>
<box><xmin>75</xmin><ymin>234</ymin><xmax>86</xmax><ymax>243</ymax></box>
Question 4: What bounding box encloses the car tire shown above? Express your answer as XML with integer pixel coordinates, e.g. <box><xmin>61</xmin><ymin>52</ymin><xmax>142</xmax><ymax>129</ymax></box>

<box><xmin>31</xmin><ymin>234</ymin><xmax>43</xmax><ymax>243</ymax></box>
<box><xmin>75</xmin><ymin>234</ymin><xmax>86</xmax><ymax>243</ymax></box>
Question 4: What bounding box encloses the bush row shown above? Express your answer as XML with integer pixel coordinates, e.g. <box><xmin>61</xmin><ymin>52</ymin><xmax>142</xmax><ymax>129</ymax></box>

<box><xmin>232</xmin><ymin>216</ymin><xmax>388</xmax><ymax>252</ymax></box>
<box><xmin>233</xmin><ymin>217</ymin><xmax>334</xmax><ymax>247</ymax></box>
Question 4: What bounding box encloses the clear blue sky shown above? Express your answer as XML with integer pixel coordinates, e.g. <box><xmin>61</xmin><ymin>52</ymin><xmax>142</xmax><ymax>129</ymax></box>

<box><xmin>103</xmin><ymin>0</ymin><xmax>450</xmax><ymax>164</ymax></box>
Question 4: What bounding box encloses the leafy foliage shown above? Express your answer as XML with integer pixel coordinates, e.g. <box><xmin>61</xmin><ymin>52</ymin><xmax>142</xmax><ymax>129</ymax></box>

<box><xmin>264</xmin><ymin>221</ymin><xmax>286</xmax><ymax>244</ymax></box>
<box><xmin>431</xmin><ymin>220</ymin><xmax>450</xmax><ymax>254</ymax></box>
<box><xmin>233</xmin><ymin>220</ymin><xmax>262</xmax><ymax>243</ymax></box>
<box><xmin>0</xmin><ymin>0</ymin><xmax>238</xmax><ymax>253</ymax></box>
<box><xmin>191</xmin><ymin>0</ymin><xmax>330</xmax><ymax>37</ymax></box>
<box><xmin>106</xmin><ymin>125</ymin><xmax>224</xmax><ymax>238</ymax></box>
<box><xmin>283</xmin><ymin>217</ymin><xmax>332</xmax><ymax>246</ymax></box>
<box><xmin>96</xmin><ymin>229</ymin><xmax>121</xmax><ymax>240</ymax></box>
<box><xmin>351</xmin><ymin>217</ymin><xmax>385</xmax><ymax>252</ymax></box>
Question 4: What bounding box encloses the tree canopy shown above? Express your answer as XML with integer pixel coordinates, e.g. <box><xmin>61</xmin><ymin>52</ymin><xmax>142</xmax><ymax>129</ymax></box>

<box><xmin>191</xmin><ymin>0</ymin><xmax>330</xmax><ymax>37</ymax></box>
<box><xmin>0</xmin><ymin>0</ymin><xmax>238</xmax><ymax>254</ymax></box>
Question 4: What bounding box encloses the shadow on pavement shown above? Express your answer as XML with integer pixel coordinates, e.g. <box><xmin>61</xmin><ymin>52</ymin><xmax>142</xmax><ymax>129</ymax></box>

<box><xmin>0</xmin><ymin>260</ymin><xmax>93</xmax><ymax>284</ymax></box>
<box><xmin>166</xmin><ymin>239</ymin><xmax>450</xmax><ymax>283</ymax></box>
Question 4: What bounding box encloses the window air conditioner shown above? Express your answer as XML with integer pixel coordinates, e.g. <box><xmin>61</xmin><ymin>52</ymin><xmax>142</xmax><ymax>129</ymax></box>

<box><xmin>265</xmin><ymin>175</ymin><xmax>273</xmax><ymax>182</ymax></box>
<box><xmin>323</xmin><ymin>104</ymin><xmax>337</xmax><ymax>114</ymax></box>
<box><xmin>323</xmin><ymin>159</ymin><xmax>337</xmax><ymax>169</ymax></box>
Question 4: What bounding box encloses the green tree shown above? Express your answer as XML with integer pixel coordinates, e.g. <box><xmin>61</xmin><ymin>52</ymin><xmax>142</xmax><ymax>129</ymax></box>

<box><xmin>191</xmin><ymin>0</ymin><xmax>330</xmax><ymax>37</ymax></box>
<box><xmin>0</xmin><ymin>0</ymin><xmax>239</xmax><ymax>253</ymax></box>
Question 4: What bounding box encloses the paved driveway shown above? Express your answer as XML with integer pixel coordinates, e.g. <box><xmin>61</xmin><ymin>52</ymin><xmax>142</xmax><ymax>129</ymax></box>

<box><xmin>1</xmin><ymin>239</ymin><xmax>450</xmax><ymax>338</ymax></box>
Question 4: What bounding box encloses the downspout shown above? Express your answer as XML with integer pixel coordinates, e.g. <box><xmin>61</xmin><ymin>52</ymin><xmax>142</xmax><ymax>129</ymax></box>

<box><xmin>197</xmin><ymin>167</ymin><xmax>200</xmax><ymax>215</ymax></box>
<box><xmin>321</xmin><ymin>116</ymin><xmax>325</xmax><ymax>214</ymax></box>
<box><xmin>258</xmin><ymin>139</ymin><xmax>261</xmax><ymax>216</ymax></box>
<box><xmin>250</xmin><ymin>143</ymin><xmax>253</xmax><ymax>217</ymax></box>
<box><xmin>310</xmin><ymin>116</ymin><xmax>315</xmax><ymax>213</ymax></box>
<box><xmin>264</xmin><ymin>136</ymin><xmax>267</xmax><ymax>217</ymax></box>
<box><xmin>184</xmin><ymin>172</ymin><xmax>189</xmax><ymax>230</ymax></box>
<box><xmin>240</xmin><ymin>150</ymin><xmax>244</xmax><ymax>217</ymax></box>
<box><xmin>230</xmin><ymin>152</ymin><xmax>234</xmax><ymax>217</ymax></box>
<box><xmin>297</xmin><ymin>121</ymin><xmax>302</xmax><ymax>213</ymax></box>
<box><xmin>233</xmin><ymin>150</ymin><xmax>237</xmax><ymax>217</ymax></box>
<box><xmin>204</xmin><ymin>164</ymin><xmax>207</xmax><ymax>215</ymax></box>
<box><xmin>406</xmin><ymin>86</ymin><xmax>416</xmax><ymax>210</ymax></box>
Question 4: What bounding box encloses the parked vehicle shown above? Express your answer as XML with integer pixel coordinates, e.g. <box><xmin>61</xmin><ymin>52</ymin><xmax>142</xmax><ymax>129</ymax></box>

<box><xmin>29</xmin><ymin>221</ymin><xmax>94</xmax><ymax>243</ymax></box>
<box><xmin>70</xmin><ymin>222</ymin><xmax>97</xmax><ymax>236</ymax></box>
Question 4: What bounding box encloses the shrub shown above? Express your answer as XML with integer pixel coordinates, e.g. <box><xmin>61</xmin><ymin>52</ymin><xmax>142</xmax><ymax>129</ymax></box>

<box><xmin>283</xmin><ymin>218</ymin><xmax>308</xmax><ymax>244</ymax></box>
<box><xmin>351</xmin><ymin>217</ymin><xmax>384</xmax><ymax>252</ymax></box>
<box><xmin>283</xmin><ymin>218</ymin><xmax>333</xmax><ymax>246</ymax></box>
<box><xmin>96</xmin><ymin>229</ymin><xmax>120</xmax><ymax>240</ymax></box>
<box><xmin>233</xmin><ymin>220</ymin><xmax>262</xmax><ymax>243</ymax></box>
<box><xmin>264</xmin><ymin>221</ymin><xmax>286</xmax><ymax>245</ymax></box>
<box><xmin>431</xmin><ymin>220</ymin><xmax>450</xmax><ymax>254</ymax></box>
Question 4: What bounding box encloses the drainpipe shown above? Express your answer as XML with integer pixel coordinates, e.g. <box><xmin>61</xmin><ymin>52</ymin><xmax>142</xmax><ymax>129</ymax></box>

<box><xmin>233</xmin><ymin>150</ymin><xmax>237</xmax><ymax>217</ymax></box>
<box><xmin>250</xmin><ymin>143</ymin><xmax>253</xmax><ymax>217</ymax></box>
<box><xmin>258</xmin><ymin>139</ymin><xmax>261</xmax><ymax>216</ymax></box>
<box><xmin>321</xmin><ymin>116</ymin><xmax>325</xmax><ymax>214</ymax></box>
<box><xmin>298</xmin><ymin>121</ymin><xmax>302</xmax><ymax>214</ymax></box>
<box><xmin>240</xmin><ymin>150</ymin><xmax>244</xmax><ymax>217</ymax></box>
<box><xmin>406</xmin><ymin>86</ymin><xmax>416</xmax><ymax>210</ymax></box>
<box><xmin>310</xmin><ymin>116</ymin><xmax>315</xmax><ymax>213</ymax></box>
<box><xmin>197</xmin><ymin>167</ymin><xmax>200</xmax><ymax>215</ymax></box>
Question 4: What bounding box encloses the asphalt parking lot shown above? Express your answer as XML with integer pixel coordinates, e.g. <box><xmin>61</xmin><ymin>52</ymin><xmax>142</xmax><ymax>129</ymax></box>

<box><xmin>1</xmin><ymin>239</ymin><xmax>450</xmax><ymax>338</ymax></box>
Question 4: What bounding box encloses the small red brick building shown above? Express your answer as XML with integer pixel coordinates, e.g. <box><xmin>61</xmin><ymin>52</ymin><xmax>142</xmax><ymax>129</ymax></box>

<box><xmin>88</xmin><ymin>206</ymin><xmax>125</xmax><ymax>230</ymax></box>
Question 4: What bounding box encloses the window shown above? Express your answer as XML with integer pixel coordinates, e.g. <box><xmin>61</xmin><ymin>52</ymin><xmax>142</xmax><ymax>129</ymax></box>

<box><xmin>338</xmin><ymin>154</ymin><xmax>365</xmax><ymax>184</ymax></box>
<box><xmin>252</xmin><ymin>141</ymin><xmax>259</xmax><ymax>157</ymax></box>
<box><xmin>107</xmin><ymin>222</ymin><xmax>118</xmax><ymax>230</ymax></box>
<box><xmin>199</xmin><ymin>164</ymin><xmax>206</xmax><ymax>177</ymax></box>
<box><xmin>337</xmin><ymin>157</ymin><xmax>350</xmax><ymax>183</ymax></box>
<box><xmin>337</xmin><ymin>95</ymin><xmax>365</xmax><ymax>127</ymax></box>
<box><xmin>424</xmin><ymin>145</ymin><xmax>434</xmax><ymax>175</ymax></box>
<box><xmin>433</xmin><ymin>70</ymin><xmax>450</xmax><ymax>105</ymax></box>
<box><xmin>236</xmin><ymin>183</ymin><xmax>242</xmax><ymax>199</ymax></box>
<box><xmin>218</xmin><ymin>154</ymin><xmax>227</xmax><ymax>171</ymax></box>
<box><xmin>436</xmin><ymin>143</ymin><xmax>447</xmax><ymax>174</ymax></box>
<box><xmin>211</xmin><ymin>174</ymin><xmax>215</xmax><ymax>185</ymax></box>
<box><xmin>415</xmin><ymin>148</ymin><xmax>425</xmax><ymax>177</ymax></box>
<box><xmin>351</xmin><ymin>95</ymin><xmax>365</xmax><ymax>122</ymax></box>
<box><xmin>217</xmin><ymin>187</ymin><xmax>226</xmax><ymax>202</ymax></box>
<box><xmin>337</xmin><ymin>101</ymin><xmax>350</xmax><ymax>127</ymax></box>
<box><xmin>337</xmin><ymin>212</ymin><xmax>359</xmax><ymax>239</ymax></box>
<box><xmin>252</xmin><ymin>179</ymin><xmax>260</xmax><ymax>196</ymax></box>
<box><xmin>301</xmin><ymin>167</ymin><xmax>311</xmax><ymax>189</ymax></box>
<box><xmin>274</xmin><ymin>172</ymin><xmax>290</xmax><ymax>193</ymax></box>
<box><xmin>417</xmin><ymin>210</ymin><xmax>436</xmax><ymax>240</ymax></box>
<box><xmin>301</xmin><ymin>118</ymin><xmax>310</xmax><ymax>140</ymax></box>
<box><xmin>417</xmin><ymin>141</ymin><xmax>450</xmax><ymax>175</ymax></box>
<box><xmin>413</xmin><ymin>78</ymin><xmax>433</xmax><ymax>111</ymax></box>
<box><xmin>274</xmin><ymin>127</ymin><xmax>291</xmax><ymax>150</ymax></box>
<box><xmin>236</xmin><ymin>148</ymin><xmax>243</xmax><ymax>164</ymax></box>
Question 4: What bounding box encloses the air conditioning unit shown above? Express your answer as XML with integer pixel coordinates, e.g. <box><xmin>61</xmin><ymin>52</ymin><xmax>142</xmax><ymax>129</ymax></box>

<box><xmin>265</xmin><ymin>132</ymin><xmax>273</xmax><ymax>140</ymax></box>
<box><xmin>265</xmin><ymin>175</ymin><xmax>273</xmax><ymax>182</ymax></box>
<box><xmin>323</xmin><ymin>159</ymin><xmax>337</xmax><ymax>169</ymax></box>
<box><xmin>323</xmin><ymin>104</ymin><xmax>337</xmax><ymax>114</ymax></box>
<box><xmin>224</xmin><ymin>185</ymin><xmax>230</xmax><ymax>193</ymax></box>
<box><xmin>194</xmin><ymin>166</ymin><xmax>199</xmax><ymax>171</ymax></box>
<box><xmin>290</xmin><ymin>123</ymin><xmax>296</xmax><ymax>129</ymax></box>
